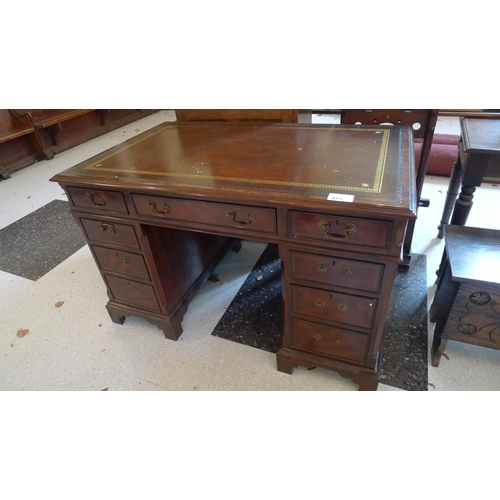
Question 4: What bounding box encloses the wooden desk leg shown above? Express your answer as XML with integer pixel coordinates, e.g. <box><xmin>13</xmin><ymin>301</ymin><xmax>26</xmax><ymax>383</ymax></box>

<box><xmin>276</xmin><ymin>352</ymin><xmax>295</xmax><ymax>374</ymax></box>
<box><xmin>430</xmin><ymin>262</ymin><xmax>458</xmax><ymax>366</ymax></box>
<box><xmin>231</xmin><ymin>239</ymin><xmax>242</xmax><ymax>253</ymax></box>
<box><xmin>431</xmin><ymin>322</ymin><xmax>448</xmax><ymax>367</ymax></box>
<box><xmin>430</xmin><ymin>292</ymin><xmax>449</xmax><ymax>367</ymax></box>
<box><xmin>106</xmin><ymin>303</ymin><xmax>184</xmax><ymax>340</ymax></box>
<box><xmin>435</xmin><ymin>247</ymin><xmax>447</xmax><ymax>282</ymax></box>
<box><xmin>399</xmin><ymin>219</ymin><xmax>415</xmax><ymax>272</ymax></box>
<box><xmin>449</xmin><ymin>184</ymin><xmax>476</xmax><ymax>227</ymax></box>
<box><xmin>437</xmin><ymin>153</ymin><xmax>463</xmax><ymax>238</ymax></box>
<box><xmin>0</xmin><ymin>168</ymin><xmax>11</xmax><ymax>180</ymax></box>
<box><xmin>435</xmin><ymin>174</ymin><xmax>478</xmax><ymax>278</ymax></box>
<box><xmin>276</xmin><ymin>349</ymin><xmax>380</xmax><ymax>390</ymax></box>
<box><xmin>355</xmin><ymin>377</ymin><xmax>379</xmax><ymax>391</ymax></box>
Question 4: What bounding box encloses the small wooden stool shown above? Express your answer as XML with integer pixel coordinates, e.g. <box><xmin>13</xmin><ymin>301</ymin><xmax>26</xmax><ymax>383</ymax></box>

<box><xmin>430</xmin><ymin>225</ymin><xmax>500</xmax><ymax>367</ymax></box>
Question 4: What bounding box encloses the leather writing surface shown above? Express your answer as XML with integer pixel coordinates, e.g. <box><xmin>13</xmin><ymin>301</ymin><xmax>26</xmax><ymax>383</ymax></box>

<box><xmin>53</xmin><ymin>123</ymin><xmax>413</xmax><ymax>213</ymax></box>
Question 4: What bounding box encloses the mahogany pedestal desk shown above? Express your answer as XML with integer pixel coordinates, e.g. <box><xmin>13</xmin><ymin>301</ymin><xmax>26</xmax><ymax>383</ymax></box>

<box><xmin>51</xmin><ymin>122</ymin><xmax>416</xmax><ymax>390</ymax></box>
<box><xmin>430</xmin><ymin>225</ymin><xmax>500</xmax><ymax>367</ymax></box>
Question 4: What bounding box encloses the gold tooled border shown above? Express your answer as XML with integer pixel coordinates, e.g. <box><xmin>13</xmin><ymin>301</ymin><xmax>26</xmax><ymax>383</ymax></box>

<box><xmin>83</xmin><ymin>125</ymin><xmax>390</xmax><ymax>193</ymax></box>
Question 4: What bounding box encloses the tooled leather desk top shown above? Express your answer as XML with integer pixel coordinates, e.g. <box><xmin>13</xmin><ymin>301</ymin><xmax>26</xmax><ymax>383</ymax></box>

<box><xmin>51</xmin><ymin>122</ymin><xmax>416</xmax><ymax>217</ymax></box>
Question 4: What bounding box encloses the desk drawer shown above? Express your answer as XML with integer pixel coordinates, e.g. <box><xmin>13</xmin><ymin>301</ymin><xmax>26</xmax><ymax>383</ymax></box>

<box><xmin>290</xmin><ymin>284</ymin><xmax>377</xmax><ymax>330</ymax></box>
<box><xmin>80</xmin><ymin>218</ymin><xmax>140</xmax><ymax>249</ymax></box>
<box><xmin>132</xmin><ymin>194</ymin><xmax>277</xmax><ymax>235</ymax></box>
<box><xmin>289</xmin><ymin>211</ymin><xmax>392</xmax><ymax>249</ymax></box>
<box><xmin>67</xmin><ymin>187</ymin><xmax>128</xmax><ymax>214</ymax></box>
<box><xmin>291</xmin><ymin>318</ymin><xmax>369</xmax><ymax>363</ymax></box>
<box><xmin>104</xmin><ymin>275</ymin><xmax>160</xmax><ymax>311</ymax></box>
<box><xmin>289</xmin><ymin>251</ymin><xmax>383</xmax><ymax>293</ymax></box>
<box><xmin>92</xmin><ymin>246</ymin><xmax>150</xmax><ymax>280</ymax></box>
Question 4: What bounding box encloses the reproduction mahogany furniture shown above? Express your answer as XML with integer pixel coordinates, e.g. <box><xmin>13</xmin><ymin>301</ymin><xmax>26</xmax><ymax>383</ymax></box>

<box><xmin>430</xmin><ymin>225</ymin><xmax>500</xmax><ymax>367</ymax></box>
<box><xmin>51</xmin><ymin>122</ymin><xmax>416</xmax><ymax>390</ymax></box>
<box><xmin>437</xmin><ymin>118</ymin><xmax>500</xmax><ymax>239</ymax></box>
<box><xmin>340</xmin><ymin>110</ymin><xmax>438</xmax><ymax>271</ymax></box>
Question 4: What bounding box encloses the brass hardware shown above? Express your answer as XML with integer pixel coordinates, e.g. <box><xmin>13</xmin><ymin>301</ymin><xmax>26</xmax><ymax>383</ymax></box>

<box><xmin>315</xmin><ymin>299</ymin><xmax>325</xmax><ymax>307</ymax></box>
<box><xmin>123</xmin><ymin>259</ymin><xmax>129</xmax><ymax>265</ymax></box>
<box><xmin>313</xmin><ymin>334</ymin><xmax>322</xmax><ymax>341</ymax></box>
<box><xmin>317</xmin><ymin>265</ymin><xmax>327</xmax><ymax>274</ymax></box>
<box><xmin>147</xmin><ymin>200</ymin><xmax>172</xmax><ymax>216</ymax></box>
<box><xmin>318</xmin><ymin>220</ymin><xmax>356</xmax><ymax>241</ymax></box>
<box><xmin>99</xmin><ymin>223</ymin><xmax>117</xmax><ymax>235</ymax></box>
<box><xmin>342</xmin><ymin>267</ymin><xmax>352</xmax><ymax>276</ymax></box>
<box><xmin>338</xmin><ymin>303</ymin><xmax>348</xmax><ymax>312</ymax></box>
<box><xmin>85</xmin><ymin>192</ymin><xmax>107</xmax><ymax>207</ymax></box>
<box><xmin>225</xmin><ymin>209</ymin><xmax>255</xmax><ymax>228</ymax></box>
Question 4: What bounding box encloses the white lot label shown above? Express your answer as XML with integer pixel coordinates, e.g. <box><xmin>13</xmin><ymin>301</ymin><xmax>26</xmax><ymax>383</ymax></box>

<box><xmin>327</xmin><ymin>193</ymin><xmax>354</xmax><ymax>202</ymax></box>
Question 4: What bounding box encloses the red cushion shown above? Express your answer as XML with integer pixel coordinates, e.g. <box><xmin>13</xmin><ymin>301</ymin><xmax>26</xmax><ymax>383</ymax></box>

<box><xmin>432</xmin><ymin>133</ymin><xmax>460</xmax><ymax>146</ymax></box>
<box><xmin>413</xmin><ymin>134</ymin><xmax>459</xmax><ymax>177</ymax></box>
<box><xmin>414</xmin><ymin>134</ymin><xmax>460</xmax><ymax>146</ymax></box>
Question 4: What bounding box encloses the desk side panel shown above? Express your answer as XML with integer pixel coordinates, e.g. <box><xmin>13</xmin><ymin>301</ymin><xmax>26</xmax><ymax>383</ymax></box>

<box><xmin>139</xmin><ymin>224</ymin><xmax>231</xmax><ymax>316</ymax></box>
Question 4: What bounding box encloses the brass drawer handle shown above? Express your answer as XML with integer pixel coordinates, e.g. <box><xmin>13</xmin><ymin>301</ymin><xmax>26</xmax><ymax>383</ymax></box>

<box><xmin>99</xmin><ymin>223</ymin><xmax>117</xmax><ymax>235</ymax></box>
<box><xmin>315</xmin><ymin>299</ymin><xmax>325</xmax><ymax>307</ymax></box>
<box><xmin>225</xmin><ymin>209</ymin><xmax>255</xmax><ymax>228</ymax></box>
<box><xmin>317</xmin><ymin>265</ymin><xmax>327</xmax><ymax>274</ymax></box>
<box><xmin>338</xmin><ymin>303</ymin><xmax>348</xmax><ymax>312</ymax></box>
<box><xmin>318</xmin><ymin>220</ymin><xmax>356</xmax><ymax>241</ymax></box>
<box><xmin>313</xmin><ymin>334</ymin><xmax>322</xmax><ymax>341</ymax></box>
<box><xmin>123</xmin><ymin>259</ymin><xmax>130</xmax><ymax>265</ymax></box>
<box><xmin>85</xmin><ymin>192</ymin><xmax>107</xmax><ymax>207</ymax></box>
<box><xmin>342</xmin><ymin>267</ymin><xmax>352</xmax><ymax>276</ymax></box>
<box><xmin>147</xmin><ymin>200</ymin><xmax>172</xmax><ymax>216</ymax></box>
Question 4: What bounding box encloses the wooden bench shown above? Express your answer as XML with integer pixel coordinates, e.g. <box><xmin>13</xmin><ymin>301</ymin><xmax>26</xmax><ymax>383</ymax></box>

<box><xmin>13</xmin><ymin>109</ymin><xmax>93</xmax><ymax>128</ymax></box>
<box><xmin>11</xmin><ymin>109</ymin><xmax>95</xmax><ymax>159</ymax></box>
<box><xmin>0</xmin><ymin>110</ymin><xmax>40</xmax><ymax>179</ymax></box>
<box><xmin>1</xmin><ymin>109</ymin><xmax>158</xmax><ymax>180</ymax></box>
<box><xmin>0</xmin><ymin>109</ymin><xmax>34</xmax><ymax>144</ymax></box>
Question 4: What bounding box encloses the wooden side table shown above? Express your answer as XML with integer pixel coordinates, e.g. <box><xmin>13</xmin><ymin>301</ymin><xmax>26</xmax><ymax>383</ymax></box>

<box><xmin>430</xmin><ymin>225</ymin><xmax>500</xmax><ymax>367</ymax></box>
<box><xmin>437</xmin><ymin>118</ymin><xmax>500</xmax><ymax>239</ymax></box>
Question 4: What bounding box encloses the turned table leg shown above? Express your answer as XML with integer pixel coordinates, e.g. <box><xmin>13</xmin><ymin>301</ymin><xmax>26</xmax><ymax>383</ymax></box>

<box><xmin>450</xmin><ymin>184</ymin><xmax>477</xmax><ymax>227</ymax></box>
<box><xmin>437</xmin><ymin>153</ymin><xmax>463</xmax><ymax>239</ymax></box>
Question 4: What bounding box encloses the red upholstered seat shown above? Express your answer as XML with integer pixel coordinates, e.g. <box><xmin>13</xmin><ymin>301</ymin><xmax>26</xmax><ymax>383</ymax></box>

<box><xmin>415</xmin><ymin>134</ymin><xmax>460</xmax><ymax>177</ymax></box>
